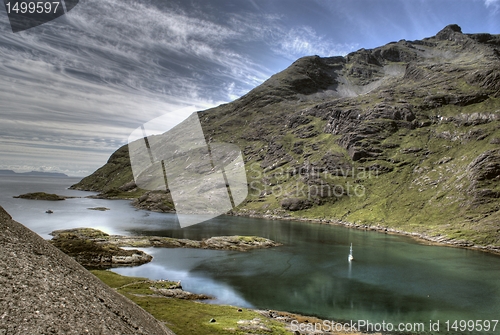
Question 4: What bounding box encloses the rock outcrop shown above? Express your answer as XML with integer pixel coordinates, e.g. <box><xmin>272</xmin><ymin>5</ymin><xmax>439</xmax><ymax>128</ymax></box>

<box><xmin>50</xmin><ymin>228</ymin><xmax>282</xmax><ymax>253</ymax></box>
<box><xmin>0</xmin><ymin>206</ymin><xmax>175</xmax><ymax>335</ymax></box>
<box><xmin>49</xmin><ymin>229</ymin><xmax>153</xmax><ymax>267</ymax></box>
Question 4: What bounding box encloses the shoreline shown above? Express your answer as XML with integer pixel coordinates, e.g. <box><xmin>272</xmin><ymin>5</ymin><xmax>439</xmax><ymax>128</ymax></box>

<box><xmin>230</xmin><ymin>211</ymin><xmax>500</xmax><ymax>256</ymax></box>
<box><xmin>77</xmin><ymin>189</ymin><xmax>500</xmax><ymax>256</ymax></box>
<box><xmin>95</xmin><ymin>190</ymin><xmax>500</xmax><ymax>256</ymax></box>
<box><xmin>49</xmin><ymin>227</ymin><xmax>282</xmax><ymax>267</ymax></box>
<box><xmin>91</xmin><ymin>269</ymin><xmax>369</xmax><ymax>335</ymax></box>
<box><xmin>76</xmin><ymin>186</ymin><xmax>500</xmax><ymax>256</ymax></box>
<box><xmin>47</xmin><ymin>190</ymin><xmax>497</xmax><ymax>333</ymax></box>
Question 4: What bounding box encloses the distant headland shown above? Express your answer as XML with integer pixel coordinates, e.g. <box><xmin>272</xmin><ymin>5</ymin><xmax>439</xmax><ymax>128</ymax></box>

<box><xmin>0</xmin><ymin>170</ymin><xmax>69</xmax><ymax>178</ymax></box>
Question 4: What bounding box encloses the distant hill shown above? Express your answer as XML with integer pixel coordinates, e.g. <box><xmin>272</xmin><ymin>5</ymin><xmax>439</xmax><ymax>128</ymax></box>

<box><xmin>0</xmin><ymin>170</ymin><xmax>68</xmax><ymax>177</ymax></box>
<box><xmin>71</xmin><ymin>25</ymin><xmax>500</xmax><ymax>248</ymax></box>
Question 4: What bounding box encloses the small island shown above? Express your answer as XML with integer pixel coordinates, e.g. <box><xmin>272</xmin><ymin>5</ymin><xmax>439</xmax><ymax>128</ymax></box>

<box><xmin>87</xmin><ymin>207</ymin><xmax>110</xmax><ymax>211</ymax></box>
<box><xmin>13</xmin><ymin>192</ymin><xmax>67</xmax><ymax>201</ymax></box>
<box><xmin>49</xmin><ymin>228</ymin><xmax>282</xmax><ymax>268</ymax></box>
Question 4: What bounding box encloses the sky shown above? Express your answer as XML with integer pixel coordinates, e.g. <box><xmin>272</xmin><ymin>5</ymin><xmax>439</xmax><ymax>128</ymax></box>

<box><xmin>0</xmin><ymin>0</ymin><xmax>499</xmax><ymax>177</ymax></box>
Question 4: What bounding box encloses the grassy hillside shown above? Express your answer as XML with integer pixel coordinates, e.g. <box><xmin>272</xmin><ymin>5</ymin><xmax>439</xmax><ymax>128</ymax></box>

<box><xmin>91</xmin><ymin>270</ymin><xmax>293</xmax><ymax>335</ymax></box>
<box><xmin>72</xmin><ymin>25</ymin><xmax>500</xmax><ymax>247</ymax></box>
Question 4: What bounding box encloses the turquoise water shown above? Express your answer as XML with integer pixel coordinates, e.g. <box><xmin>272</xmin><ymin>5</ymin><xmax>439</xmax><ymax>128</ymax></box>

<box><xmin>2</xmin><ymin>176</ymin><xmax>500</xmax><ymax>333</ymax></box>
<box><xmin>116</xmin><ymin>217</ymin><xmax>500</xmax><ymax>330</ymax></box>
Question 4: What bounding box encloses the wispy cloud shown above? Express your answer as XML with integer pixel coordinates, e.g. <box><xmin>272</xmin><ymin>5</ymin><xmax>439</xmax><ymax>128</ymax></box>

<box><xmin>484</xmin><ymin>0</ymin><xmax>500</xmax><ymax>12</ymax></box>
<box><xmin>274</xmin><ymin>26</ymin><xmax>358</xmax><ymax>59</ymax></box>
<box><xmin>225</xmin><ymin>12</ymin><xmax>358</xmax><ymax>60</ymax></box>
<box><xmin>0</xmin><ymin>0</ymin><xmax>280</xmax><ymax>175</ymax></box>
<box><xmin>0</xmin><ymin>0</ymin><xmax>358</xmax><ymax>176</ymax></box>
<box><xmin>485</xmin><ymin>0</ymin><xmax>500</xmax><ymax>6</ymax></box>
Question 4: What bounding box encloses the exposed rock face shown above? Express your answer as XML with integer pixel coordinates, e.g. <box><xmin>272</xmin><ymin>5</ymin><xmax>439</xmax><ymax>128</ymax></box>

<box><xmin>435</xmin><ymin>24</ymin><xmax>463</xmax><ymax>41</ymax></box>
<box><xmin>468</xmin><ymin>149</ymin><xmax>500</xmax><ymax>182</ymax></box>
<box><xmin>467</xmin><ymin>149</ymin><xmax>500</xmax><ymax>201</ymax></box>
<box><xmin>0</xmin><ymin>206</ymin><xmax>175</xmax><ymax>335</ymax></box>
<box><xmin>132</xmin><ymin>191</ymin><xmax>175</xmax><ymax>212</ymax></box>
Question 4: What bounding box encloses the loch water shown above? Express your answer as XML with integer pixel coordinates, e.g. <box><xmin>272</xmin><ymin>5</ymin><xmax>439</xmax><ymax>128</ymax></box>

<box><xmin>1</xmin><ymin>176</ymin><xmax>499</xmax><ymax>333</ymax></box>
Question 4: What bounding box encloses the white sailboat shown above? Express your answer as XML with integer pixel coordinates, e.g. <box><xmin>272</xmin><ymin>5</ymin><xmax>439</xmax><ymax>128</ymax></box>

<box><xmin>348</xmin><ymin>243</ymin><xmax>354</xmax><ymax>262</ymax></box>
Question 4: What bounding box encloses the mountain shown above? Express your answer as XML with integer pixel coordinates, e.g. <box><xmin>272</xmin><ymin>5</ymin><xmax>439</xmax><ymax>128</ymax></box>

<box><xmin>71</xmin><ymin>25</ymin><xmax>500</xmax><ymax>248</ymax></box>
<box><xmin>0</xmin><ymin>206</ymin><xmax>175</xmax><ymax>335</ymax></box>
<box><xmin>0</xmin><ymin>170</ymin><xmax>69</xmax><ymax>177</ymax></box>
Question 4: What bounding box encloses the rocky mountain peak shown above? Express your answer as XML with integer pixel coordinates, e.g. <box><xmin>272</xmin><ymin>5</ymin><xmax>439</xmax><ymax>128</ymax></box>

<box><xmin>438</xmin><ymin>23</ymin><xmax>462</xmax><ymax>34</ymax></box>
<box><xmin>72</xmin><ymin>26</ymin><xmax>500</xmax><ymax>248</ymax></box>
<box><xmin>435</xmin><ymin>24</ymin><xmax>463</xmax><ymax>40</ymax></box>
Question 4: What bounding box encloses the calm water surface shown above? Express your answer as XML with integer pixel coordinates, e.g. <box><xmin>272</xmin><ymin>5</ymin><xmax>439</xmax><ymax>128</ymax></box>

<box><xmin>1</xmin><ymin>176</ymin><xmax>499</xmax><ymax>332</ymax></box>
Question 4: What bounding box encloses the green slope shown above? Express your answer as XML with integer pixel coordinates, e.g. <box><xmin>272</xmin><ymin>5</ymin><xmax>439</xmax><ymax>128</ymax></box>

<box><xmin>71</xmin><ymin>25</ymin><xmax>500</xmax><ymax>247</ymax></box>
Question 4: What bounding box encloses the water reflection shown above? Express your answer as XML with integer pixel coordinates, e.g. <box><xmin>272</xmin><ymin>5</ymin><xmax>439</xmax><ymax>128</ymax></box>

<box><xmin>3</xmin><ymin>176</ymin><xmax>500</xmax><ymax>329</ymax></box>
<box><xmin>117</xmin><ymin>219</ymin><xmax>500</xmax><ymax>325</ymax></box>
<box><xmin>112</xmin><ymin>248</ymin><xmax>253</xmax><ymax>307</ymax></box>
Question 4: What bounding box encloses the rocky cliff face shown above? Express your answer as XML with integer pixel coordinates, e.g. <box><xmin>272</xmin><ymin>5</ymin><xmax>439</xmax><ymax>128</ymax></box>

<box><xmin>0</xmin><ymin>206</ymin><xmax>175</xmax><ymax>335</ymax></box>
<box><xmin>72</xmin><ymin>25</ymin><xmax>500</xmax><ymax>247</ymax></box>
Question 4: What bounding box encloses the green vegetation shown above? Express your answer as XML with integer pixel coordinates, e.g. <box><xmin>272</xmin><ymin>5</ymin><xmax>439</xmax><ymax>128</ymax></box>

<box><xmin>71</xmin><ymin>26</ymin><xmax>500</xmax><ymax>249</ymax></box>
<box><xmin>91</xmin><ymin>268</ymin><xmax>148</xmax><ymax>288</ymax></box>
<box><xmin>13</xmin><ymin>192</ymin><xmax>66</xmax><ymax>201</ymax></box>
<box><xmin>49</xmin><ymin>228</ymin><xmax>281</xmax><ymax>255</ymax></box>
<box><xmin>91</xmin><ymin>270</ymin><xmax>291</xmax><ymax>335</ymax></box>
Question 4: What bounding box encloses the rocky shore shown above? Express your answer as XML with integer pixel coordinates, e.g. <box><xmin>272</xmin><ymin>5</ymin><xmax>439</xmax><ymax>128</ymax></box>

<box><xmin>107</xmin><ymin>234</ymin><xmax>283</xmax><ymax>251</ymax></box>
<box><xmin>147</xmin><ymin>280</ymin><xmax>212</xmax><ymax>300</ymax></box>
<box><xmin>91</xmin><ymin>269</ymin><xmax>367</xmax><ymax>335</ymax></box>
<box><xmin>113</xmin><ymin>277</ymin><xmax>213</xmax><ymax>300</ymax></box>
<box><xmin>91</xmin><ymin>187</ymin><xmax>500</xmax><ymax>256</ymax></box>
<box><xmin>49</xmin><ymin>229</ymin><xmax>153</xmax><ymax>267</ymax></box>
<box><xmin>260</xmin><ymin>309</ymin><xmax>368</xmax><ymax>335</ymax></box>
<box><xmin>51</xmin><ymin>227</ymin><xmax>282</xmax><ymax>251</ymax></box>
<box><xmin>232</xmin><ymin>211</ymin><xmax>500</xmax><ymax>256</ymax></box>
<box><xmin>49</xmin><ymin>228</ymin><xmax>282</xmax><ymax>267</ymax></box>
<box><xmin>1</xmin><ymin>203</ymin><xmax>356</xmax><ymax>335</ymax></box>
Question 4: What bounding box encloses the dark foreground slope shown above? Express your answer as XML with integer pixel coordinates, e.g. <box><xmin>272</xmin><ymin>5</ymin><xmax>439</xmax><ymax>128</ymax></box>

<box><xmin>0</xmin><ymin>206</ymin><xmax>175</xmax><ymax>335</ymax></box>
<box><xmin>72</xmin><ymin>25</ymin><xmax>500</xmax><ymax>248</ymax></box>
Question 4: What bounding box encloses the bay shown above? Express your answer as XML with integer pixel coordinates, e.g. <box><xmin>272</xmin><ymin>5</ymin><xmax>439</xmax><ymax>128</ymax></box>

<box><xmin>1</xmin><ymin>175</ymin><xmax>500</xmax><ymax>333</ymax></box>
